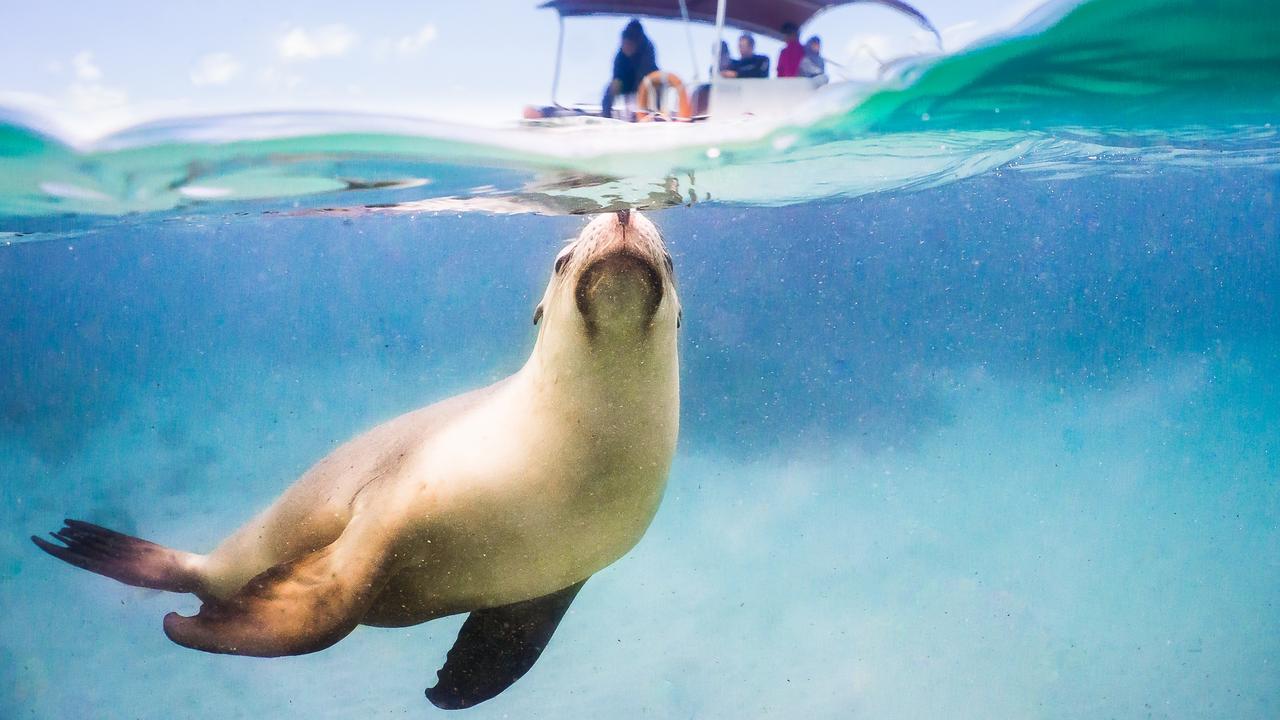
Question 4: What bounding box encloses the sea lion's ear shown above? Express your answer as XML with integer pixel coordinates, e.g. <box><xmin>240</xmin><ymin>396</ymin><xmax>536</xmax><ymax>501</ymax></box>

<box><xmin>532</xmin><ymin>305</ymin><xmax>543</xmax><ymax>325</ymax></box>
<box><xmin>426</xmin><ymin>580</ymin><xmax>586</xmax><ymax>709</ymax></box>
<box><xmin>677</xmin><ymin>308</ymin><xmax>682</xmax><ymax>329</ymax></box>
<box><xmin>554</xmin><ymin>245</ymin><xmax>574</xmax><ymax>275</ymax></box>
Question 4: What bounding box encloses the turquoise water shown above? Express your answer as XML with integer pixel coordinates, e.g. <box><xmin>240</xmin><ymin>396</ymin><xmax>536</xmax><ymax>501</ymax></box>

<box><xmin>2</xmin><ymin>0</ymin><xmax>1279</xmax><ymax>716</ymax></box>
<box><xmin>2</xmin><ymin>0</ymin><xmax>1278</xmax><ymax>224</ymax></box>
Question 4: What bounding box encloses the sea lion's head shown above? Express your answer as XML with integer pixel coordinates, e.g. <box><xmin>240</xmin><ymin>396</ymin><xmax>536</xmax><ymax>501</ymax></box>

<box><xmin>534</xmin><ymin>210</ymin><xmax>680</xmax><ymax>353</ymax></box>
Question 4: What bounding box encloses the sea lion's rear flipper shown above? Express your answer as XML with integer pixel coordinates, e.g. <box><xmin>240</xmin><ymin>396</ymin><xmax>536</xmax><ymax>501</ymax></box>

<box><xmin>163</xmin><ymin>519</ymin><xmax>388</xmax><ymax>657</ymax></box>
<box><xmin>32</xmin><ymin>519</ymin><xmax>201</xmax><ymax>594</ymax></box>
<box><xmin>426</xmin><ymin>579</ymin><xmax>586</xmax><ymax>709</ymax></box>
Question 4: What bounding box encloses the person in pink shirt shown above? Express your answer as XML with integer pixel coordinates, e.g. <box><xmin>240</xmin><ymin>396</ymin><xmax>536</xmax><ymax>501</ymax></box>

<box><xmin>776</xmin><ymin>22</ymin><xmax>804</xmax><ymax>77</ymax></box>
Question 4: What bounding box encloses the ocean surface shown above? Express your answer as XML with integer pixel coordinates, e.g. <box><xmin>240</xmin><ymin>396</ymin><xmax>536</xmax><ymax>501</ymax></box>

<box><xmin>2</xmin><ymin>0</ymin><xmax>1278</xmax><ymax>717</ymax></box>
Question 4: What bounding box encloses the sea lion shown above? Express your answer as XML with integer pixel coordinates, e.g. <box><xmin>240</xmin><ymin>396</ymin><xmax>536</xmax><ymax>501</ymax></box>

<box><xmin>32</xmin><ymin>209</ymin><xmax>681</xmax><ymax>709</ymax></box>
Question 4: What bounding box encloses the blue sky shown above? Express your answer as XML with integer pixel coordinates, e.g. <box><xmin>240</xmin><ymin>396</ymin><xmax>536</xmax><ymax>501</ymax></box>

<box><xmin>0</xmin><ymin>0</ymin><xmax>1035</xmax><ymax>140</ymax></box>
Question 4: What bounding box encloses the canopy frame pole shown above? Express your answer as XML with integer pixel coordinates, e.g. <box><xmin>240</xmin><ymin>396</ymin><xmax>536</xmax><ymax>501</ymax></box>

<box><xmin>551</xmin><ymin>14</ymin><xmax>566</xmax><ymax>107</ymax></box>
<box><xmin>712</xmin><ymin>0</ymin><xmax>727</xmax><ymax>89</ymax></box>
<box><xmin>677</xmin><ymin>0</ymin><xmax>700</xmax><ymax>83</ymax></box>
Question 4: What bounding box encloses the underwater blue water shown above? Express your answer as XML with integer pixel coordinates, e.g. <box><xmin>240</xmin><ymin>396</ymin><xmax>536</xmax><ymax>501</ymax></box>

<box><xmin>1</xmin><ymin>164</ymin><xmax>1277</xmax><ymax>717</ymax></box>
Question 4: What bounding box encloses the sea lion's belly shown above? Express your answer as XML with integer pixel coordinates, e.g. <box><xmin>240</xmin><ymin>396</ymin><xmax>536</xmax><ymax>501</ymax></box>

<box><xmin>361</xmin><ymin>435</ymin><xmax>672</xmax><ymax>627</ymax></box>
<box><xmin>358</xmin><ymin>361</ymin><xmax>677</xmax><ymax>628</ymax></box>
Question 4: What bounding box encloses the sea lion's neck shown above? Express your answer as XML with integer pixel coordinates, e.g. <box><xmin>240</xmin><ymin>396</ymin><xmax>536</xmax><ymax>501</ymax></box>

<box><xmin>529</xmin><ymin>328</ymin><xmax>675</xmax><ymax>387</ymax></box>
<box><xmin>512</xmin><ymin>325</ymin><xmax>679</xmax><ymax>515</ymax></box>
<box><xmin>520</xmin><ymin>264</ymin><xmax>680</xmax><ymax>435</ymax></box>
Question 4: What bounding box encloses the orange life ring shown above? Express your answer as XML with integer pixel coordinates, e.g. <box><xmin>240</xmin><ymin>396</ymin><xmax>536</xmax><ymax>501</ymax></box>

<box><xmin>635</xmin><ymin>71</ymin><xmax>693</xmax><ymax>122</ymax></box>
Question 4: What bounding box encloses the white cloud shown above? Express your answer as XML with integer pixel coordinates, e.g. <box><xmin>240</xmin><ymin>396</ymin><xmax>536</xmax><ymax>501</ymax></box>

<box><xmin>61</xmin><ymin>50</ymin><xmax>131</xmax><ymax>120</ymax></box>
<box><xmin>277</xmin><ymin>24</ymin><xmax>357</xmax><ymax>61</ymax></box>
<box><xmin>71</xmin><ymin>50</ymin><xmax>102</xmax><ymax>81</ymax></box>
<box><xmin>67</xmin><ymin>81</ymin><xmax>127</xmax><ymax>112</ymax></box>
<box><xmin>257</xmin><ymin>66</ymin><xmax>303</xmax><ymax>90</ymax></box>
<box><xmin>395</xmin><ymin>24</ymin><xmax>438</xmax><ymax>56</ymax></box>
<box><xmin>2</xmin><ymin>52</ymin><xmax>143</xmax><ymax>142</ymax></box>
<box><xmin>190</xmin><ymin>52</ymin><xmax>242</xmax><ymax>86</ymax></box>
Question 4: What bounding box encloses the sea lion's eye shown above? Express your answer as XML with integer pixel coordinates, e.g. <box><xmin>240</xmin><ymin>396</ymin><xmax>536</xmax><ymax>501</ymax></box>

<box><xmin>554</xmin><ymin>246</ymin><xmax>574</xmax><ymax>274</ymax></box>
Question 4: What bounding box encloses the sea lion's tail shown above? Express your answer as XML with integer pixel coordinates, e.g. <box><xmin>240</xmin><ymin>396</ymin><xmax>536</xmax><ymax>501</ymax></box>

<box><xmin>32</xmin><ymin>519</ymin><xmax>203</xmax><ymax>595</ymax></box>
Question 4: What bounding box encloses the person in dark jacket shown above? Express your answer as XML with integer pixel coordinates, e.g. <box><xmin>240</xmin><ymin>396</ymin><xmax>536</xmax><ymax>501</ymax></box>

<box><xmin>602</xmin><ymin>19</ymin><xmax>659</xmax><ymax>119</ymax></box>
<box><xmin>720</xmin><ymin>33</ymin><xmax>769</xmax><ymax>78</ymax></box>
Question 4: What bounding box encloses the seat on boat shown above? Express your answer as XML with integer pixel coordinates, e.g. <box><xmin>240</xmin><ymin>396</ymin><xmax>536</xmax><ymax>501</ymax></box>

<box><xmin>706</xmin><ymin>77</ymin><xmax>824</xmax><ymax>120</ymax></box>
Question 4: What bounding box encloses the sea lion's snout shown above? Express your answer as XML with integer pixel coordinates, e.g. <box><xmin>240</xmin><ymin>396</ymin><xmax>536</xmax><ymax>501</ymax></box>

<box><xmin>533</xmin><ymin>209</ymin><xmax>677</xmax><ymax>339</ymax></box>
<box><xmin>568</xmin><ymin>209</ymin><xmax>671</xmax><ymax>336</ymax></box>
<box><xmin>575</xmin><ymin>251</ymin><xmax>663</xmax><ymax>333</ymax></box>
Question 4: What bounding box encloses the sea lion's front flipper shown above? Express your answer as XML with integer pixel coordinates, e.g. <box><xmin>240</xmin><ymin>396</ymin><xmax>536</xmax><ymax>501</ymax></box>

<box><xmin>426</xmin><ymin>579</ymin><xmax>586</xmax><ymax>709</ymax></box>
<box><xmin>163</xmin><ymin>518</ymin><xmax>388</xmax><ymax>657</ymax></box>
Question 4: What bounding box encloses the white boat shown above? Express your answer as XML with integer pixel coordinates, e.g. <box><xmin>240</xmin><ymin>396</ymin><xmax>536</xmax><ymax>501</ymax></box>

<box><xmin>524</xmin><ymin>0</ymin><xmax>941</xmax><ymax>126</ymax></box>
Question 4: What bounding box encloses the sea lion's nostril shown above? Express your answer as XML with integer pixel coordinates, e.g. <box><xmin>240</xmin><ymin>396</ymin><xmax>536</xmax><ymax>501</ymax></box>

<box><xmin>616</xmin><ymin>209</ymin><xmax>630</xmax><ymax>227</ymax></box>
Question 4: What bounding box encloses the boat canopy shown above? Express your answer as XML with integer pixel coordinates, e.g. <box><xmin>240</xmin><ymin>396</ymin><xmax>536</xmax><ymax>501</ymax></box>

<box><xmin>539</xmin><ymin>0</ymin><xmax>940</xmax><ymax>41</ymax></box>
